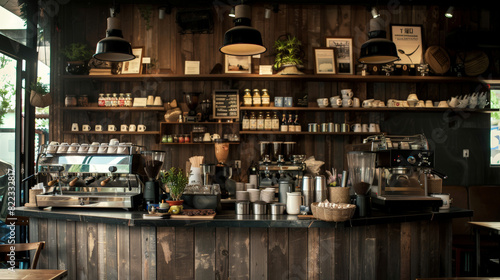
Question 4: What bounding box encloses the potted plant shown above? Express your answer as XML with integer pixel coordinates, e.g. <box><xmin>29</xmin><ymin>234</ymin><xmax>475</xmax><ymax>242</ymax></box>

<box><xmin>160</xmin><ymin>167</ymin><xmax>189</xmax><ymax>205</ymax></box>
<box><xmin>273</xmin><ymin>34</ymin><xmax>305</xmax><ymax>75</ymax></box>
<box><xmin>61</xmin><ymin>43</ymin><xmax>93</xmax><ymax>75</ymax></box>
<box><xmin>29</xmin><ymin>78</ymin><xmax>52</xmax><ymax>108</ymax></box>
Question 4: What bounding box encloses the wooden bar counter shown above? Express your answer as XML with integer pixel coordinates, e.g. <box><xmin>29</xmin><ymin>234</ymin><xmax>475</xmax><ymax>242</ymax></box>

<box><xmin>16</xmin><ymin>206</ymin><xmax>472</xmax><ymax>280</ymax></box>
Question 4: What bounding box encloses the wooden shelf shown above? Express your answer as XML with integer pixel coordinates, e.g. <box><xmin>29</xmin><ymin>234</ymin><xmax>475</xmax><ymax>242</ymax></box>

<box><xmin>160</xmin><ymin>142</ymin><xmax>240</xmax><ymax>145</ymax></box>
<box><xmin>63</xmin><ymin>131</ymin><xmax>160</xmax><ymax>135</ymax></box>
<box><xmin>239</xmin><ymin>106</ymin><xmax>499</xmax><ymax>113</ymax></box>
<box><xmin>62</xmin><ymin>106</ymin><xmax>165</xmax><ymax>111</ymax></box>
<box><xmin>62</xmin><ymin>73</ymin><xmax>487</xmax><ymax>83</ymax></box>
<box><xmin>239</xmin><ymin>131</ymin><xmax>379</xmax><ymax>135</ymax></box>
<box><xmin>161</xmin><ymin>121</ymin><xmax>240</xmax><ymax>125</ymax></box>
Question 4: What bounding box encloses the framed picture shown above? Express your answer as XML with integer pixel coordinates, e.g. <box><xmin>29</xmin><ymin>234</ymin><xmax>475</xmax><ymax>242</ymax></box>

<box><xmin>314</xmin><ymin>48</ymin><xmax>337</xmax><ymax>74</ymax></box>
<box><xmin>391</xmin><ymin>25</ymin><xmax>423</xmax><ymax>65</ymax></box>
<box><xmin>225</xmin><ymin>55</ymin><xmax>251</xmax><ymax>73</ymax></box>
<box><xmin>326</xmin><ymin>38</ymin><xmax>354</xmax><ymax>74</ymax></box>
<box><xmin>121</xmin><ymin>47</ymin><xmax>144</xmax><ymax>74</ymax></box>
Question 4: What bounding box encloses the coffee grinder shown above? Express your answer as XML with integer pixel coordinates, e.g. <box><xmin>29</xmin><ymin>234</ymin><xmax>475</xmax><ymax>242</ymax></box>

<box><xmin>214</xmin><ymin>139</ymin><xmax>232</xmax><ymax>198</ymax></box>
<box><xmin>141</xmin><ymin>150</ymin><xmax>166</xmax><ymax>206</ymax></box>
<box><xmin>184</xmin><ymin>92</ymin><xmax>201</xmax><ymax>122</ymax></box>
<box><xmin>347</xmin><ymin>151</ymin><xmax>376</xmax><ymax>217</ymax></box>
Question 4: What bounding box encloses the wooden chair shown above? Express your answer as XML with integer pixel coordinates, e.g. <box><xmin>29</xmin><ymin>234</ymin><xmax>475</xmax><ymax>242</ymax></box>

<box><xmin>0</xmin><ymin>241</ymin><xmax>45</xmax><ymax>269</ymax></box>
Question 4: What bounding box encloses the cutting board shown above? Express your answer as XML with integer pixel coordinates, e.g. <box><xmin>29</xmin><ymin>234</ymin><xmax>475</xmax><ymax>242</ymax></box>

<box><xmin>170</xmin><ymin>209</ymin><xmax>216</xmax><ymax>219</ymax></box>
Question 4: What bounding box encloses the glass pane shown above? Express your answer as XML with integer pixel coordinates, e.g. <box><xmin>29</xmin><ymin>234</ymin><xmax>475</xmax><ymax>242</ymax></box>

<box><xmin>0</xmin><ymin>6</ymin><xmax>27</xmax><ymax>46</ymax></box>
<box><xmin>491</xmin><ymin>89</ymin><xmax>500</xmax><ymax>165</ymax></box>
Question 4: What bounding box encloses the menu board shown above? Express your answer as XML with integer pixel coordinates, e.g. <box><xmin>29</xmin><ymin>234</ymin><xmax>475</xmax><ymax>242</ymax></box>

<box><xmin>213</xmin><ymin>90</ymin><xmax>239</xmax><ymax>120</ymax></box>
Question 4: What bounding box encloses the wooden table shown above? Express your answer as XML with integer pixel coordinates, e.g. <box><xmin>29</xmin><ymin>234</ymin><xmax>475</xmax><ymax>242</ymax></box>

<box><xmin>0</xmin><ymin>269</ymin><xmax>67</xmax><ymax>279</ymax></box>
<box><xmin>468</xmin><ymin>222</ymin><xmax>500</xmax><ymax>277</ymax></box>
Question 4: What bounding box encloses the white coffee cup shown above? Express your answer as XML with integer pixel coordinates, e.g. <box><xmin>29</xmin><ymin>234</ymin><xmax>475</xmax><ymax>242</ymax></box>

<box><xmin>203</xmin><ymin>133</ymin><xmax>211</xmax><ymax>142</ymax></box>
<box><xmin>109</xmin><ymin>138</ymin><xmax>119</xmax><ymax>146</ymax></box>
<box><xmin>387</xmin><ymin>99</ymin><xmax>396</xmax><ymax>107</ymax></box>
<box><xmin>317</xmin><ymin>98</ymin><xmax>329</xmax><ymax>107</ymax></box>
<box><xmin>351</xmin><ymin>123</ymin><xmax>362</xmax><ymax>132</ymax></box>
<box><xmin>129</xmin><ymin>124</ymin><xmax>137</xmax><ymax>132</ymax></box>
<box><xmin>329</xmin><ymin>96</ymin><xmax>342</xmax><ymax>108</ymax></box>
<box><xmin>153</xmin><ymin>96</ymin><xmax>163</xmax><ymax>106</ymax></box>
<box><xmin>425</xmin><ymin>100</ymin><xmax>433</xmax><ymax>108</ymax></box>
<box><xmin>211</xmin><ymin>133</ymin><xmax>221</xmax><ymax>140</ymax></box>
<box><xmin>78</xmin><ymin>143</ymin><xmax>89</xmax><ymax>153</ymax></box>
<box><xmin>362</xmin><ymin>99</ymin><xmax>373</xmax><ymax>108</ymax></box>
<box><xmin>97</xmin><ymin>143</ymin><xmax>108</xmax><ymax>154</ymax></box>
<box><xmin>71</xmin><ymin>123</ymin><xmax>79</xmax><ymax>131</ymax></box>
<box><xmin>120</xmin><ymin>124</ymin><xmax>128</xmax><ymax>131</ymax></box>
<box><xmin>47</xmin><ymin>141</ymin><xmax>59</xmax><ymax>153</ymax></box>
<box><xmin>369</xmin><ymin>123</ymin><xmax>377</xmax><ymax>133</ymax></box>
<box><xmin>342</xmin><ymin>98</ymin><xmax>353</xmax><ymax>107</ymax></box>
<box><xmin>95</xmin><ymin>125</ymin><xmax>103</xmax><ymax>132</ymax></box>
<box><xmin>117</xmin><ymin>143</ymin><xmax>129</xmax><ymax>154</ymax></box>
<box><xmin>448</xmin><ymin>97</ymin><xmax>458</xmax><ymax>108</ymax></box>
<box><xmin>82</xmin><ymin>124</ymin><xmax>91</xmax><ymax>131</ymax></box>
<box><xmin>362</xmin><ymin>124</ymin><xmax>369</xmax><ymax>132</ymax></box>
<box><xmin>88</xmin><ymin>142</ymin><xmax>100</xmax><ymax>153</ymax></box>
<box><xmin>431</xmin><ymin>193</ymin><xmax>451</xmax><ymax>210</ymax></box>
<box><xmin>286</xmin><ymin>192</ymin><xmax>302</xmax><ymax>215</ymax></box>
<box><xmin>341</xmin><ymin>89</ymin><xmax>353</xmax><ymax>98</ymax></box>
<box><xmin>108</xmin><ymin>124</ymin><xmax>117</xmax><ymax>132</ymax></box>
<box><xmin>146</xmin><ymin>95</ymin><xmax>154</xmax><ymax>106</ymax></box>
<box><xmin>137</xmin><ymin>124</ymin><xmax>146</xmax><ymax>132</ymax></box>
<box><xmin>416</xmin><ymin>100</ymin><xmax>425</xmax><ymax>107</ymax></box>
<box><xmin>352</xmin><ymin>97</ymin><xmax>360</xmax><ymax>108</ymax></box>
<box><xmin>56</xmin><ymin>143</ymin><xmax>69</xmax><ymax>154</ymax></box>
<box><xmin>438</xmin><ymin>101</ymin><xmax>449</xmax><ymax>108</ymax></box>
<box><xmin>68</xmin><ymin>143</ymin><xmax>80</xmax><ymax>153</ymax></box>
<box><xmin>407</xmin><ymin>93</ymin><xmax>418</xmax><ymax>101</ymax></box>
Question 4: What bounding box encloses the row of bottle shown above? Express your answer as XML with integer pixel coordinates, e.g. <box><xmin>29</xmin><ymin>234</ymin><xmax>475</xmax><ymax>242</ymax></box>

<box><xmin>98</xmin><ymin>93</ymin><xmax>133</xmax><ymax>107</ymax></box>
<box><xmin>241</xmin><ymin>111</ymin><xmax>301</xmax><ymax>132</ymax></box>
<box><xmin>242</xmin><ymin>89</ymin><xmax>271</xmax><ymax>107</ymax></box>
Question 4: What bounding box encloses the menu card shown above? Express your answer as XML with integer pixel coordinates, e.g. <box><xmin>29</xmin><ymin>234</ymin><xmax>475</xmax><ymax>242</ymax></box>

<box><xmin>213</xmin><ymin>90</ymin><xmax>239</xmax><ymax>120</ymax></box>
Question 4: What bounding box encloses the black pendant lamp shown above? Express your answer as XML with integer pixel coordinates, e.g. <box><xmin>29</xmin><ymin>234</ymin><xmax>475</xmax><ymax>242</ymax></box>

<box><xmin>220</xmin><ymin>4</ymin><xmax>266</xmax><ymax>56</ymax></box>
<box><xmin>358</xmin><ymin>8</ymin><xmax>399</xmax><ymax>64</ymax></box>
<box><xmin>94</xmin><ymin>15</ymin><xmax>135</xmax><ymax>62</ymax></box>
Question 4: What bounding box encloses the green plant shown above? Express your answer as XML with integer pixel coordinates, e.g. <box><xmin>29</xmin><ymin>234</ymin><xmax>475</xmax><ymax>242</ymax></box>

<box><xmin>61</xmin><ymin>43</ymin><xmax>93</xmax><ymax>62</ymax></box>
<box><xmin>30</xmin><ymin>78</ymin><xmax>49</xmax><ymax>95</ymax></box>
<box><xmin>139</xmin><ymin>6</ymin><xmax>153</xmax><ymax>31</ymax></box>
<box><xmin>273</xmin><ymin>35</ymin><xmax>303</xmax><ymax>69</ymax></box>
<box><xmin>160</xmin><ymin>167</ymin><xmax>189</xmax><ymax>201</ymax></box>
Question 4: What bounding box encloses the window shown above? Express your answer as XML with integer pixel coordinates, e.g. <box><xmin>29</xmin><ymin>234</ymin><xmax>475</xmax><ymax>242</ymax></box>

<box><xmin>491</xmin><ymin>87</ymin><xmax>500</xmax><ymax>165</ymax></box>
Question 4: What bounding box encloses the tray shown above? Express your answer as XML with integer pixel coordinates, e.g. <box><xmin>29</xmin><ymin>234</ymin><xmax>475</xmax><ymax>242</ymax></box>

<box><xmin>170</xmin><ymin>209</ymin><xmax>216</xmax><ymax>219</ymax></box>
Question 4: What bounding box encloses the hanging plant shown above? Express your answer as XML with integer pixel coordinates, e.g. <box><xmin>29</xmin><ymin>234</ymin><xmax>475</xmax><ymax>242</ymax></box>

<box><xmin>139</xmin><ymin>6</ymin><xmax>153</xmax><ymax>31</ymax></box>
<box><xmin>29</xmin><ymin>78</ymin><xmax>52</xmax><ymax>108</ymax></box>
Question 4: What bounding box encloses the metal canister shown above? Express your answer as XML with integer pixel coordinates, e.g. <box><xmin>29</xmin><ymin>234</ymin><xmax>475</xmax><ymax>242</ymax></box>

<box><xmin>320</xmin><ymin>123</ymin><xmax>328</xmax><ymax>132</ymax></box>
<box><xmin>308</xmin><ymin>123</ymin><xmax>318</xmax><ymax>132</ymax></box>
<box><xmin>314</xmin><ymin>175</ymin><xmax>327</xmax><ymax>202</ymax></box>
<box><xmin>235</xmin><ymin>201</ymin><xmax>250</xmax><ymax>215</ymax></box>
<box><xmin>301</xmin><ymin>175</ymin><xmax>314</xmax><ymax>209</ymax></box>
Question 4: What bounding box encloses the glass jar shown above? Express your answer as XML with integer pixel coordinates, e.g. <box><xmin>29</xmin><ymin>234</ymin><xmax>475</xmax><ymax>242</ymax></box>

<box><xmin>178</xmin><ymin>135</ymin><xmax>185</xmax><ymax>143</ymax></box>
<box><xmin>252</xmin><ymin>89</ymin><xmax>261</xmax><ymax>106</ymax></box>
<box><xmin>261</xmin><ymin>89</ymin><xmax>270</xmax><ymax>106</ymax></box>
<box><xmin>111</xmin><ymin>93</ymin><xmax>118</xmax><ymax>107</ymax></box>
<box><xmin>161</xmin><ymin>135</ymin><xmax>168</xmax><ymax>143</ymax></box>
<box><xmin>105</xmin><ymin>93</ymin><xmax>112</xmax><ymax>107</ymax></box>
<box><xmin>77</xmin><ymin>95</ymin><xmax>88</xmax><ymax>107</ymax></box>
<box><xmin>98</xmin><ymin>93</ymin><xmax>105</xmax><ymax>107</ymax></box>
<box><xmin>124</xmin><ymin>93</ymin><xmax>132</xmax><ymax>107</ymax></box>
<box><xmin>118</xmin><ymin>93</ymin><xmax>125</xmax><ymax>107</ymax></box>
<box><xmin>167</xmin><ymin>135</ymin><xmax>173</xmax><ymax>143</ymax></box>
<box><xmin>65</xmin><ymin>95</ymin><xmax>77</xmax><ymax>107</ymax></box>
<box><xmin>173</xmin><ymin>135</ymin><xmax>179</xmax><ymax>143</ymax></box>
<box><xmin>184</xmin><ymin>134</ymin><xmax>190</xmax><ymax>143</ymax></box>
<box><xmin>243</xmin><ymin>89</ymin><xmax>252</xmax><ymax>106</ymax></box>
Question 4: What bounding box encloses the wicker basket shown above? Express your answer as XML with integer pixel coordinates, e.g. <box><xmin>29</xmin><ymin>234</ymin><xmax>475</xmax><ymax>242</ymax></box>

<box><xmin>311</xmin><ymin>202</ymin><xmax>356</xmax><ymax>222</ymax></box>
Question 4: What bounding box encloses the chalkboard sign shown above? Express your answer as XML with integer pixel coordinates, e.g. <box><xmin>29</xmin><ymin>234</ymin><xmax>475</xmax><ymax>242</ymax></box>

<box><xmin>213</xmin><ymin>90</ymin><xmax>240</xmax><ymax>120</ymax></box>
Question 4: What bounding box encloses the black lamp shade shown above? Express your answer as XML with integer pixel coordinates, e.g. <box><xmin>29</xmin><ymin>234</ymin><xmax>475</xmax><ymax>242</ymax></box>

<box><xmin>358</xmin><ymin>38</ymin><xmax>400</xmax><ymax>64</ymax></box>
<box><xmin>220</xmin><ymin>25</ymin><xmax>266</xmax><ymax>56</ymax></box>
<box><xmin>94</xmin><ymin>36</ymin><xmax>135</xmax><ymax>62</ymax></box>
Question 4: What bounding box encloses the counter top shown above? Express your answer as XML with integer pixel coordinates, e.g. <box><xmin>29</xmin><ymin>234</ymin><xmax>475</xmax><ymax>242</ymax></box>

<box><xmin>15</xmin><ymin>206</ymin><xmax>472</xmax><ymax>228</ymax></box>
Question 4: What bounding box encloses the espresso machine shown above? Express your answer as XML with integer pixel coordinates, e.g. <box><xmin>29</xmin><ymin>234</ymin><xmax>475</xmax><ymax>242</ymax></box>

<box><xmin>214</xmin><ymin>139</ymin><xmax>232</xmax><ymax>198</ymax></box>
<box><xmin>141</xmin><ymin>150</ymin><xmax>166</xmax><ymax>205</ymax></box>
<box><xmin>352</xmin><ymin>134</ymin><xmax>444</xmax><ymax>211</ymax></box>
<box><xmin>184</xmin><ymin>92</ymin><xmax>200</xmax><ymax>122</ymax></box>
<box><xmin>257</xmin><ymin>141</ymin><xmax>306</xmax><ymax>190</ymax></box>
<box><xmin>35</xmin><ymin>144</ymin><xmax>143</xmax><ymax>209</ymax></box>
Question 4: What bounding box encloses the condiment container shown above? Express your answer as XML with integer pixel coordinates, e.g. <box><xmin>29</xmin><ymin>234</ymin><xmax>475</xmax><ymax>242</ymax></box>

<box><xmin>301</xmin><ymin>175</ymin><xmax>314</xmax><ymax>209</ymax></box>
<box><xmin>235</xmin><ymin>200</ymin><xmax>250</xmax><ymax>215</ymax></box>
<box><xmin>252</xmin><ymin>201</ymin><xmax>267</xmax><ymax>215</ymax></box>
<box><xmin>270</xmin><ymin>203</ymin><xmax>285</xmax><ymax>215</ymax></box>
<box><xmin>314</xmin><ymin>175</ymin><xmax>327</xmax><ymax>202</ymax></box>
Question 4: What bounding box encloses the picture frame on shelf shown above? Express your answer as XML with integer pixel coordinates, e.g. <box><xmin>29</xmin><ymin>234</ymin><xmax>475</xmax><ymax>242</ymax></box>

<box><xmin>121</xmin><ymin>47</ymin><xmax>144</xmax><ymax>74</ymax></box>
<box><xmin>225</xmin><ymin>55</ymin><xmax>251</xmax><ymax>74</ymax></box>
<box><xmin>391</xmin><ymin>25</ymin><xmax>423</xmax><ymax>65</ymax></box>
<box><xmin>314</xmin><ymin>48</ymin><xmax>337</xmax><ymax>74</ymax></box>
<box><xmin>326</xmin><ymin>37</ymin><xmax>354</xmax><ymax>74</ymax></box>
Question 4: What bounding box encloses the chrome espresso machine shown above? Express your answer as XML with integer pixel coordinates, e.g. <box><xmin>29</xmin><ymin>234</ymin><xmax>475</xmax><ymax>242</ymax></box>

<box><xmin>353</xmin><ymin>134</ymin><xmax>445</xmax><ymax>211</ymax></box>
<box><xmin>35</xmin><ymin>143</ymin><xmax>144</xmax><ymax>209</ymax></box>
<box><xmin>257</xmin><ymin>141</ymin><xmax>306</xmax><ymax>189</ymax></box>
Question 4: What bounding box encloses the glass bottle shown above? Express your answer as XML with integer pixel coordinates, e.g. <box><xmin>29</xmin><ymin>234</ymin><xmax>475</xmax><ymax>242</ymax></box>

<box><xmin>294</xmin><ymin>114</ymin><xmax>301</xmax><ymax>132</ymax></box>
<box><xmin>288</xmin><ymin>113</ymin><xmax>295</xmax><ymax>132</ymax></box>
<box><xmin>118</xmin><ymin>93</ymin><xmax>125</xmax><ymax>107</ymax></box>
<box><xmin>243</xmin><ymin>89</ymin><xmax>253</xmax><ymax>107</ymax></box>
<box><xmin>105</xmin><ymin>93</ymin><xmax>112</xmax><ymax>107</ymax></box>
<box><xmin>261</xmin><ymin>89</ymin><xmax>270</xmax><ymax>107</ymax></box>
<box><xmin>111</xmin><ymin>93</ymin><xmax>118</xmax><ymax>107</ymax></box>
<box><xmin>125</xmin><ymin>93</ymin><xmax>132</xmax><ymax>107</ymax></box>
<box><xmin>249</xmin><ymin>112</ymin><xmax>257</xmax><ymax>130</ymax></box>
<box><xmin>280</xmin><ymin>113</ymin><xmax>288</xmax><ymax>132</ymax></box>
<box><xmin>242</xmin><ymin>111</ymin><xmax>250</xmax><ymax>130</ymax></box>
<box><xmin>65</xmin><ymin>95</ymin><xmax>76</xmax><ymax>107</ymax></box>
<box><xmin>257</xmin><ymin>111</ymin><xmax>264</xmax><ymax>130</ymax></box>
<box><xmin>271</xmin><ymin>112</ymin><xmax>280</xmax><ymax>131</ymax></box>
<box><xmin>252</xmin><ymin>89</ymin><xmax>261</xmax><ymax>107</ymax></box>
<box><xmin>98</xmin><ymin>93</ymin><xmax>105</xmax><ymax>107</ymax></box>
<box><xmin>264</xmin><ymin>111</ymin><xmax>272</xmax><ymax>130</ymax></box>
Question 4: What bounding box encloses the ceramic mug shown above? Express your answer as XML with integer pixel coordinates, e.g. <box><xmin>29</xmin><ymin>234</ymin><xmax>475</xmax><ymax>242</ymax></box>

<box><xmin>47</xmin><ymin>141</ymin><xmax>59</xmax><ymax>153</ymax></box>
<box><xmin>56</xmin><ymin>143</ymin><xmax>69</xmax><ymax>154</ymax></box>
<box><xmin>387</xmin><ymin>99</ymin><xmax>396</xmax><ymax>107</ymax></box>
<box><xmin>211</xmin><ymin>133</ymin><xmax>221</xmax><ymax>140</ymax></box>
<box><xmin>71</xmin><ymin>123</ymin><xmax>79</xmax><ymax>131</ymax></box>
<box><xmin>448</xmin><ymin>97</ymin><xmax>458</xmax><ymax>108</ymax></box>
<box><xmin>203</xmin><ymin>133</ymin><xmax>211</xmax><ymax>142</ymax></box>
<box><xmin>146</xmin><ymin>95</ymin><xmax>154</xmax><ymax>106</ymax></box>
<box><xmin>95</xmin><ymin>125</ymin><xmax>102</xmax><ymax>132</ymax></box>
<box><xmin>425</xmin><ymin>100</ymin><xmax>433</xmax><ymax>107</ymax></box>
<box><xmin>97</xmin><ymin>143</ymin><xmax>108</xmax><ymax>154</ymax></box>
<box><xmin>78</xmin><ymin>143</ymin><xmax>89</xmax><ymax>153</ymax></box>
<box><xmin>438</xmin><ymin>101</ymin><xmax>449</xmax><ymax>108</ymax></box>
<box><xmin>369</xmin><ymin>123</ymin><xmax>377</xmax><ymax>133</ymax></box>
<box><xmin>138</xmin><ymin>124</ymin><xmax>146</xmax><ymax>132</ymax></box>
<box><xmin>416</xmin><ymin>100</ymin><xmax>425</xmax><ymax>107</ymax></box>
<box><xmin>352</xmin><ymin>97</ymin><xmax>360</xmax><ymax>108</ymax></box>
<box><xmin>341</xmin><ymin>89</ymin><xmax>353</xmax><ymax>98</ymax></box>
<box><xmin>407</xmin><ymin>93</ymin><xmax>418</xmax><ymax>101</ymax></box>
<box><xmin>129</xmin><ymin>124</ymin><xmax>137</xmax><ymax>132</ymax></box>
<box><xmin>329</xmin><ymin>96</ymin><xmax>342</xmax><ymax>108</ymax></box>
<box><xmin>351</xmin><ymin>123</ymin><xmax>362</xmax><ymax>132</ymax></box>
<box><xmin>362</xmin><ymin>99</ymin><xmax>373</xmax><ymax>108</ymax></box>
<box><xmin>82</xmin><ymin>124</ymin><xmax>91</xmax><ymax>131</ymax></box>
<box><xmin>317</xmin><ymin>98</ymin><xmax>329</xmax><ymax>107</ymax></box>
<box><xmin>108</xmin><ymin>124</ymin><xmax>117</xmax><ymax>132</ymax></box>
<box><xmin>67</xmin><ymin>143</ymin><xmax>80</xmax><ymax>153</ymax></box>
<box><xmin>430</xmin><ymin>193</ymin><xmax>451</xmax><ymax>210</ymax></box>
<box><xmin>342</xmin><ymin>98</ymin><xmax>353</xmax><ymax>107</ymax></box>
<box><xmin>286</xmin><ymin>192</ymin><xmax>302</xmax><ymax>215</ymax></box>
<box><xmin>362</xmin><ymin>123</ymin><xmax>369</xmax><ymax>132</ymax></box>
<box><xmin>120</xmin><ymin>124</ymin><xmax>128</xmax><ymax>131</ymax></box>
<box><xmin>88</xmin><ymin>142</ymin><xmax>100</xmax><ymax>153</ymax></box>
